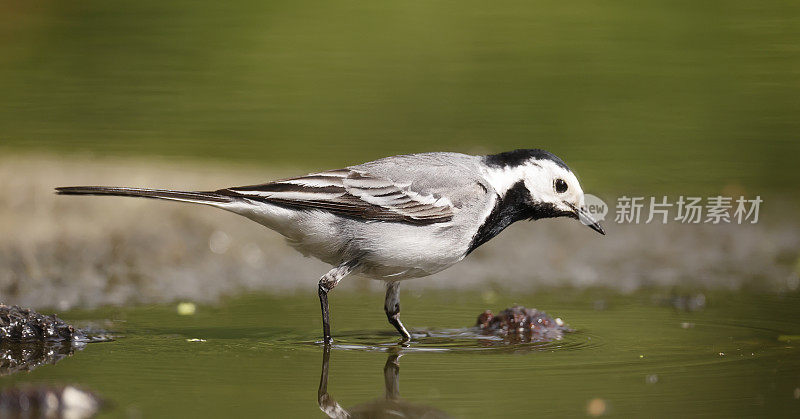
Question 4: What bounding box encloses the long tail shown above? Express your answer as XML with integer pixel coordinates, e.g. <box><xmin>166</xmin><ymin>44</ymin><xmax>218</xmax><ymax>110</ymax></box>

<box><xmin>55</xmin><ymin>186</ymin><xmax>236</xmax><ymax>205</ymax></box>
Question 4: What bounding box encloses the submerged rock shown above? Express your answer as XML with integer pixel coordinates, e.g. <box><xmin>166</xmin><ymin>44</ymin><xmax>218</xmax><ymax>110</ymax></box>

<box><xmin>0</xmin><ymin>386</ymin><xmax>103</xmax><ymax>418</ymax></box>
<box><xmin>0</xmin><ymin>304</ymin><xmax>83</xmax><ymax>343</ymax></box>
<box><xmin>476</xmin><ymin>305</ymin><xmax>569</xmax><ymax>342</ymax></box>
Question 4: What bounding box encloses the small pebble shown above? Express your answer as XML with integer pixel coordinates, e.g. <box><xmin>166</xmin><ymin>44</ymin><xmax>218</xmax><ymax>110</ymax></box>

<box><xmin>794</xmin><ymin>388</ymin><xmax>800</xmax><ymax>400</ymax></box>
<box><xmin>645</xmin><ymin>374</ymin><xmax>659</xmax><ymax>384</ymax></box>
<box><xmin>586</xmin><ymin>398</ymin><xmax>607</xmax><ymax>417</ymax></box>
<box><xmin>718</xmin><ymin>352</ymin><xmax>725</xmax><ymax>356</ymax></box>
<box><xmin>680</xmin><ymin>322</ymin><xmax>694</xmax><ymax>329</ymax></box>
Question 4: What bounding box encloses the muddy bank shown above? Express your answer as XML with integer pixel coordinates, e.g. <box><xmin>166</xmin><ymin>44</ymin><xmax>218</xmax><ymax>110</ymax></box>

<box><xmin>1</xmin><ymin>155</ymin><xmax>798</xmax><ymax>309</ymax></box>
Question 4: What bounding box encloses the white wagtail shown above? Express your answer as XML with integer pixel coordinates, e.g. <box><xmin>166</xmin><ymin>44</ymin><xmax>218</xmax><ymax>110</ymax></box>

<box><xmin>56</xmin><ymin>149</ymin><xmax>604</xmax><ymax>342</ymax></box>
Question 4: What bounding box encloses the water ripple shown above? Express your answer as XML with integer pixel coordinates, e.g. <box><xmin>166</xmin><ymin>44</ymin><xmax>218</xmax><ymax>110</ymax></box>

<box><xmin>295</xmin><ymin>327</ymin><xmax>603</xmax><ymax>353</ymax></box>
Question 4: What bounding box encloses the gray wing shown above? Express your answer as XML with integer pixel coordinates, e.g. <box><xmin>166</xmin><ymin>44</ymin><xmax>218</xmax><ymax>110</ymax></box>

<box><xmin>218</xmin><ymin>153</ymin><xmax>483</xmax><ymax>225</ymax></box>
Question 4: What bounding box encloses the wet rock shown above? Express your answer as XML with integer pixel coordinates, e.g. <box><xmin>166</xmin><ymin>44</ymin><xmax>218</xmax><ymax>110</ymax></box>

<box><xmin>476</xmin><ymin>306</ymin><xmax>570</xmax><ymax>342</ymax></box>
<box><xmin>0</xmin><ymin>304</ymin><xmax>83</xmax><ymax>343</ymax></box>
<box><xmin>0</xmin><ymin>304</ymin><xmax>101</xmax><ymax>377</ymax></box>
<box><xmin>0</xmin><ymin>385</ymin><xmax>103</xmax><ymax>418</ymax></box>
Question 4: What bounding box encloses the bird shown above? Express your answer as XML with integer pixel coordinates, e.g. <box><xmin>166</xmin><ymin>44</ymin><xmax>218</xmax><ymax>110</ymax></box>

<box><xmin>56</xmin><ymin>149</ymin><xmax>604</xmax><ymax>342</ymax></box>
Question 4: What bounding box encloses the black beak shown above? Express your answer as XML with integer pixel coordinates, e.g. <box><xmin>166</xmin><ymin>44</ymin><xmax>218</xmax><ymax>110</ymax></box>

<box><xmin>574</xmin><ymin>205</ymin><xmax>606</xmax><ymax>235</ymax></box>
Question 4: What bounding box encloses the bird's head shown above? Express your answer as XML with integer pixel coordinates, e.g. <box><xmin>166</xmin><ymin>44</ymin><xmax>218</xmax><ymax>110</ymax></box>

<box><xmin>481</xmin><ymin>149</ymin><xmax>605</xmax><ymax>235</ymax></box>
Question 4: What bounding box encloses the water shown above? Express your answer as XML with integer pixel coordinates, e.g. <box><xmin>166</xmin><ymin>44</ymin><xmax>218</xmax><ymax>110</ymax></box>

<box><xmin>2</xmin><ymin>1</ymin><xmax>800</xmax><ymax>194</ymax></box>
<box><xmin>2</xmin><ymin>290</ymin><xmax>799</xmax><ymax>417</ymax></box>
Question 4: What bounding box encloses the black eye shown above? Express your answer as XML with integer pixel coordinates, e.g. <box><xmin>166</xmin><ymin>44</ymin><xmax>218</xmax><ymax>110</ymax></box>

<box><xmin>555</xmin><ymin>178</ymin><xmax>568</xmax><ymax>193</ymax></box>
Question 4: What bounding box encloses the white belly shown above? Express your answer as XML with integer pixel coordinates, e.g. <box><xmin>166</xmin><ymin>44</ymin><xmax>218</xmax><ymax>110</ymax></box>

<box><xmin>224</xmin><ymin>201</ymin><xmax>474</xmax><ymax>280</ymax></box>
<box><xmin>349</xmin><ymin>221</ymin><xmax>471</xmax><ymax>279</ymax></box>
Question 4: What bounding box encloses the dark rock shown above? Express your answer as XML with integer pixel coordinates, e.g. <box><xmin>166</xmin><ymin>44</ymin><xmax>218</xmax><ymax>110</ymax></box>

<box><xmin>0</xmin><ymin>304</ymin><xmax>101</xmax><ymax>377</ymax></box>
<box><xmin>476</xmin><ymin>305</ymin><xmax>570</xmax><ymax>342</ymax></box>
<box><xmin>0</xmin><ymin>304</ymin><xmax>83</xmax><ymax>343</ymax></box>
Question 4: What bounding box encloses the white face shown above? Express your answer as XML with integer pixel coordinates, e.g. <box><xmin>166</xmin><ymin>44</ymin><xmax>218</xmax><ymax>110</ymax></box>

<box><xmin>522</xmin><ymin>159</ymin><xmax>585</xmax><ymax>214</ymax></box>
<box><xmin>481</xmin><ymin>155</ymin><xmax>604</xmax><ymax>234</ymax></box>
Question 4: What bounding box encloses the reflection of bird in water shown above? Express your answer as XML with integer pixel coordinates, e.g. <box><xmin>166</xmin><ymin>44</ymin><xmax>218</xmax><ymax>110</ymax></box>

<box><xmin>318</xmin><ymin>345</ymin><xmax>452</xmax><ymax>419</ymax></box>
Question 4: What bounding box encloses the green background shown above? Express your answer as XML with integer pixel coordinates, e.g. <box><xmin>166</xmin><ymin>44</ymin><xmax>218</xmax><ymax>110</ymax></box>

<box><xmin>1</xmin><ymin>2</ymin><xmax>799</xmax><ymax>417</ymax></box>
<box><xmin>2</xmin><ymin>0</ymin><xmax>799</xmax><ymax>194</ymax></box>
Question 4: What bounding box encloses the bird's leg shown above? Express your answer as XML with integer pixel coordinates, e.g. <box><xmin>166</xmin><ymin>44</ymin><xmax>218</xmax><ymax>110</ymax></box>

<box><xmin>384</xmin><ymin>281</ymin><xmax>411</xmax><ymax>341</ymax></box>
<box><xmin>317</xmin><ymin>343</ymin><xmax>349</xmax><ymax>418</ymax></box>
<box><xmin>383</xmin><ymin>351</ymin><xmax>402</xmax><ymax>400</ymax></box>
<box><xmin>318</xmin><ymin>263</ymin><xmax>355</xmax><ymax>343</ymax></box>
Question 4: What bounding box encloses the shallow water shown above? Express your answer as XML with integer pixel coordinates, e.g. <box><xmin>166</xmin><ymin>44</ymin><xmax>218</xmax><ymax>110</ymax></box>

<box><xmin>1</xmin><ymin>289</ymin><xmax>799</xmax><ymax>417</ymax></box>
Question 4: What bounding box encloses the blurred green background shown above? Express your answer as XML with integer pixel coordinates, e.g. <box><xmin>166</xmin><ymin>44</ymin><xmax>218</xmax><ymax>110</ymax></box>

<box><xmin>2</xmin><ymin>0</ymin><xmax>798</xmax><ymax>194</ymax></box>
<box><xmin>2</xmin><ymin>3</ymin><xmax>800</xmax><ymax>418</ymax></box>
